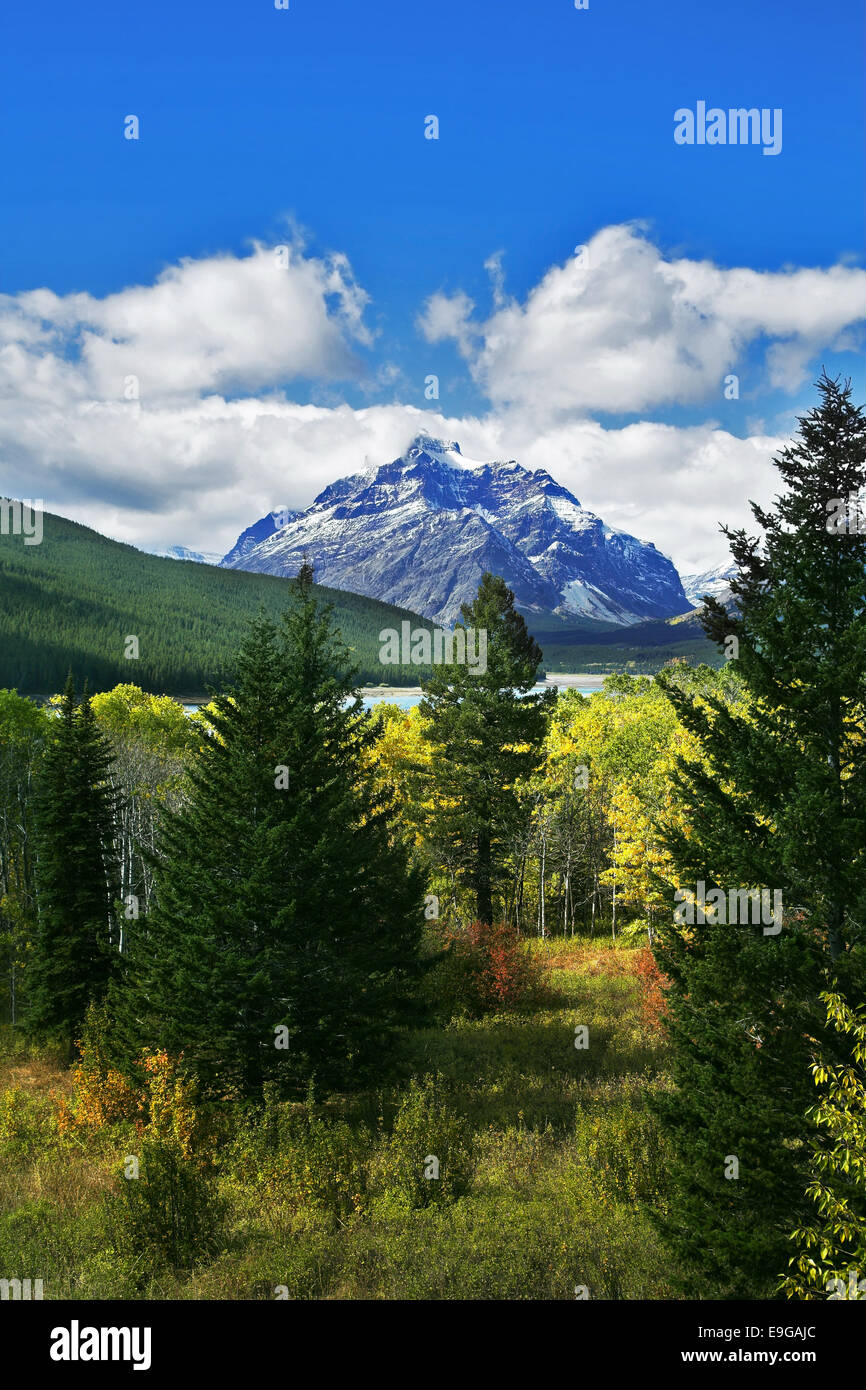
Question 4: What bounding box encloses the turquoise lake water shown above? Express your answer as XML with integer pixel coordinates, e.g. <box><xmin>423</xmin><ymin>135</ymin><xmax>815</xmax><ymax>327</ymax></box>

<box><xmin>182</xmin><ymin>682</ymin><xmax>599</xmax><ymax>715</ymax></box>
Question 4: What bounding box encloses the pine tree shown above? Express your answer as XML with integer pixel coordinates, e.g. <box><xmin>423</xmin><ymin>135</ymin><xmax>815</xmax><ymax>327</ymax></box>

<box><xmin>420</xmin><ymin>572</ymin><xmax>552</xmax><ymax>923</ymax></box>
<box><xmin>652</xmin><ymin>374</ymin><xmax>866</xmax><ymax>1296</ymax></box>
<box><xmin>29</xmin><ymin>675</ymin><xmax>120</xmax><ymax>1045</ymax></box>
<box><xmin>275</xmin><ymin>568</ymin><xmax>427</xmax><ymax>1090</ymax></box>
<box><xmin>123</xmin><ymin>574</ymin><xmax>426</xmax><ymax>1099</ymax></box>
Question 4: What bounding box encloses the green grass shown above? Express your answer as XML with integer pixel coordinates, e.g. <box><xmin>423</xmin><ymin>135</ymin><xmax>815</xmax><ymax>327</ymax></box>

<box><xmin>0</xmin><ymin>940</ymin><xmax>678</xmax><ymax>1300</ymax></box>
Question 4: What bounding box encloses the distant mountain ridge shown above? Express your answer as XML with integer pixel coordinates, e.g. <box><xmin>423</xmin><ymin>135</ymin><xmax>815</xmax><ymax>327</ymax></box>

<box><xmin>221</xmin><ymin>508</ymin><xmax>300</xmax><ymax>567</ymax></box>
<box><xmin>682</xmin><ymin>562</ymin><xmax>737</xmax><ymax>608</ymax></box>
<box><xmin>145</xmin><ymin>544</ymin><xmax>224</xmax><ymax>566</ymax></box>
<box><xmin>220</xmin><ymin>435</ymin><xmax>689</xmax><ymax>627</ymax></box>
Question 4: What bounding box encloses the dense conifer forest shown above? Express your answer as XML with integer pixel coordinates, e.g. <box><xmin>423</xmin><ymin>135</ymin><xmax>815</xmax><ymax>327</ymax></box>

<box><xmin>0</xmin><ymin>511</ymin><xmax>436</xmax><ymax>692</ymax></box>
<box><xmin>0</xmin><ymin>509</ymin><xmax>719</xmax><ymax>692</ymax></box>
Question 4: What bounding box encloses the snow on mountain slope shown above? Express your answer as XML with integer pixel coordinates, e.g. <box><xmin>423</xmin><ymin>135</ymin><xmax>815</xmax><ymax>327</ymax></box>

<box><xmin>221</xmin><ymin>508</ymin><xmax>300</xmax><ymax>567</ymax></box>
<box><xmin>220</xmin><ymin>435</ymin><xmax>689</xmax><ymax>627</ymax></box>
<box><xmin>682</xmin><ymin>562</ymin><xmax>737</xmax><ymax>608</ymax></box>
<box><xmin>145</xmin><ymin>544</ymin><xmax>224</xmax><ymax>565</ymax></box>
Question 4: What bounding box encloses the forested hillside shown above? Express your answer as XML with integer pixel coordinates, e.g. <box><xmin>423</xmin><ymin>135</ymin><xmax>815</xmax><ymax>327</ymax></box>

<box><xmin>0</xmin><ymin>510</ymin><xmax>435</xmax><ymax>692</ymax></box>
<box><xmin>525</xmin><ymin>608</ymin><xmax>720</xmax><ymax>674</ymax></box>
<box><xmin>0</xmin><ymin>506</ymin><xmax>717</xmax><ymax>691</ymax></box>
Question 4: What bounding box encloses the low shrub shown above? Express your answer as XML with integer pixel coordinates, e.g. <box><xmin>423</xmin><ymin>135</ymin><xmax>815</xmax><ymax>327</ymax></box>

<box><xmin>226</xmin><ymin>1091</ymin><xmax>371</xmax><ymax>1226</ymax></box>
<box><xmin>630</xmin><ymin>947</ymin><xmax>669</xmax><ymax>1032</ymax></box>
<box><xmin>108</xmin><ymin>1134</ymin><xmax>227</xmax><ymax>1274</ymax></box>
<box><xmin>0</xmin><ymin>1085</ymin><xmax>56</xmax><ymax>1161</ymax></box>
<box><xmin>56</xmin><ymin>1004</ymin><xmax>140</xmax><ymax>1139</ymax></box>
<box><xmin>54</xmin><ymin>1004</ymin><xmax>205</xmax><ymax>1160</ymax></box>
<box><xmin>428</xmin><ymin>920</ymin><xmax>550</xmax><ymax>1018</ymax></box>
<box><xmin>571</xmin><ymin>1080</ymin><xmax>672</xmax><ymax>1206</ymax></box>
<box><xmin>372</xmin><ymin>1074</ymin><xmax>474</xmax><ymax>1211</ymax></box>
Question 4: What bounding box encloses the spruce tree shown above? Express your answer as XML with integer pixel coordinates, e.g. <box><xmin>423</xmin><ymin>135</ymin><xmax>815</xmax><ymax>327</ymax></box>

<box><xmin>29</xmin><ymin>675</ymin><xmax>120</xmax><ymax>1045</ymax></box>
<box><xmin>420</xmin><ymin>572</ymin><xmax>552</xmax><ymax>923</ymax></box>
<box><xmin>124</xmin><ymin>574</ymin><xmax>426</xmax><ymax>1099</ymax></box>
<box><xmin>653</xmin><ymin>374</ymin><xmax>866</xmax><ymax>1296</ymax></box>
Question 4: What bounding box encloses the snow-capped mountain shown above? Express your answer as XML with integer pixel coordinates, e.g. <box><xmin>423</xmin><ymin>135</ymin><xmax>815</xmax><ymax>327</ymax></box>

<box><xmin>145</xmin><ymin>544</ymin><xmax>224</xmax><ymax>566</ymax></box>
<box><xmin>221</xmin><ymin>508</ymin><xmax>300</xmax><ymax>567</ymax></box>
<box><xmin>220</xmin><ymin>435</ymin><xmax>689</xmax><ymax>627</ymax></box>
<box><xmin>682</xmin><ymin>562</ymin><xmax>737</xmax><ymax>608</ymax></box>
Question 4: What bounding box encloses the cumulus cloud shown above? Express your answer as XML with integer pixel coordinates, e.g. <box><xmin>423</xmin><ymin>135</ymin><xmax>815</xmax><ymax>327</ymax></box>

<box><xmin>419</xmin><ymin>223</ymin><xmax>866</xmax><ymax>415</ymax></box>
<box><xmin>0</xmin><ymin>238</ymin><xmax>378</xmax><ymax>548</ymax></box>
<box><xmin>378</xmin><ymin>408</ymin><xmax>783</xmax><ymax>576</ymax></box>
<box><xmin>416</xmin><ymin>289</ymin><xmax>478</xmax><ymax>360</ymax></box>
<box><xmin>0</xmin><ymin>362</ymin><xmax>782</xmax><ymax>573</ymax></box>
<box><xmin>475</xmin><ymin>412</ymin><xmax>784</xmax><ymax>575</ymax></box>
<box><xmin>0</xmin><ymin>239</ymin><xmax>371</xmax><ymax>403</ymax></box>
<box><xmin>2</xmin><ymin>395</ymin><xmax>778</xmax><ymax>575</ymax></box>
<box><xmin>0</xmin><ymin>226</ymin><xmax>855</xmax><ymax>577</ymax></box>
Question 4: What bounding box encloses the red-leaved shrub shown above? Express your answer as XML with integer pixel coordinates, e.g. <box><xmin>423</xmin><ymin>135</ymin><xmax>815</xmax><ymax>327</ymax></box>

<box><xmin>438</xmin><ymin>920</ymin><xmax>549</xmax><ymax>1016</ymax></box>
<box><xmin>631</xmin><ymin>946</ymin><xmax>668</xmax><ymax>1032</ymax></box>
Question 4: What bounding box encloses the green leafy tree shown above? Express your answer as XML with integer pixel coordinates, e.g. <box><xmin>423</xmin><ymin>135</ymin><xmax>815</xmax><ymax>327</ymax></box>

<box><xmin>420</xmin><ymin>573</ymin><xmax>552</xmax><ymax>924</ymax></box>
<box><xmin>89</xmin><ymin>684</ymin><xmax>198</xmax><ymax>924</ymax></box>
<box><xmin>782</xmin><ymin>991</ymin><xmax>866</xmax><ymax>1299</ymax></box>
<box><xmin>652</xmin><ymin>374</ymin><xmax>866</xmax><ymax>1296</ymax></box>
<box><xmin>122</xmin><ymin>573</ymin><xmax>426</xmax><ymax>1099</ymax></box>
<box><xmin>29</xmin><ymin>675</ymin><xmax>120</xmax><ymax>1045</ymax></box>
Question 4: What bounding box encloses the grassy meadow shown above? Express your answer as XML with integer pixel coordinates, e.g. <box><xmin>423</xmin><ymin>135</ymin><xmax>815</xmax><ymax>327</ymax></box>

<box><xmin>0</xmin><ymin>938</ymin><xmax>677</xmax><ymax>1301</ymax></box>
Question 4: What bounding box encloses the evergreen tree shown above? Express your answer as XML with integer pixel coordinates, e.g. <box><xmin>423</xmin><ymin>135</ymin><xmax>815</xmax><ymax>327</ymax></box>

<box><xmin>0</xmin><ymin>689</ymin><xmax>49</xmax><ymax>1028</ymax></box>
<box><xmin>29</xmin><ymin>675</ymin><xmax>120</xmax><ymax>1045</ymax></box>
<box><xmin>652</xmin><ymin>374</ymin><xmax>866</xmax><ymax>1296</ymax></box>
<box><xmin>420</xmin><ymin>572</ymin><xmax>552</xmax><ymax>923</ymax></box>
<box><xmin>122</xmin><ymin>573</ymin><xmax>426</xmax><ymax>1099</ymax></box>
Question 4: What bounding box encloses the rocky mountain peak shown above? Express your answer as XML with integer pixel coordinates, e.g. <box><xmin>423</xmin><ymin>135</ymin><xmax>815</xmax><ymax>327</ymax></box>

<box><xmin>221</xmin><ymin>438</ymin><xmax>689</xmax><ymax>627</ymax></box>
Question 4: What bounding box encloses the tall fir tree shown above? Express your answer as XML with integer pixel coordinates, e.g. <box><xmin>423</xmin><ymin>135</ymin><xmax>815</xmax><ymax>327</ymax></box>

<box><xmin>652</xmin><ymin>374</ymin><xmax>866</xmax><ymax>1296</ymax></box>
<box><xmin>29</xmin><ymin>675</ymin><xmax>120</xmax><ymax>1046</ymax></box>
<box><xmin>121</xmin><ymin>571</ymin><xmax>426</xmax><ymax>1099</ymax></box>
<box><xmin>420</xmin><ymin>572</ymin><xmax>552</xmax><ymax>923</ymax></box>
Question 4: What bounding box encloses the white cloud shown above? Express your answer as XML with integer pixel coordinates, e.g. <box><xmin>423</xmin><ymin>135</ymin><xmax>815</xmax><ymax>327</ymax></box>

<box><xmin>389</xmin><ymin>409</ymin><xmax>783</xmax><ymax>575</ymax></box>
<box><xmin>419</xmin><ymin>223</ymin><xmax>866</xmax><ymax>415</ymax></box>
<box><xmin>416</xmin><ymin>289</ymin><xmax>477</xmax><ymax>360</ymax></box>
<box><xmin>0</xmin><ymin>369</ymin><xmax>782</xmax><ymax>573</ymax></box>
<box><xmin>1</xmin><ymin>239</ymin><xmax>371</xmax><ymax>403</ymax></box>
<box><xmin>481</xmin><ymin>413</ymin><xmax>783</xmax><ymax>575</ymax></box>
<box><xmin>0</xmin><ymin>228</ymin><xmax>853</xmax><ymax>578</ymax></box>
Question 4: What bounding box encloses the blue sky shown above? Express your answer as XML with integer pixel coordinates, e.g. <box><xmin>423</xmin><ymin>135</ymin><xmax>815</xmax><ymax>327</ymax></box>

<box><xmin>1</xmin><ymin>0</ymin><xmax>864</xmax><ymax>571</ymax></box>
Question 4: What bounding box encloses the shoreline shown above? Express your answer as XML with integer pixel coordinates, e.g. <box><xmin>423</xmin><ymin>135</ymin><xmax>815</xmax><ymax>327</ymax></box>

<box><xmin>27</xmin><ymin>673</ymin><xmax>612</xmax><ymax>708</ymax></box>
<box><xmin>358</xmin><ymin>673</ymin><xmax>609</xmax><ymax>697</ymax></box>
